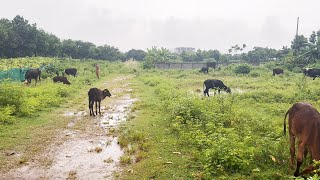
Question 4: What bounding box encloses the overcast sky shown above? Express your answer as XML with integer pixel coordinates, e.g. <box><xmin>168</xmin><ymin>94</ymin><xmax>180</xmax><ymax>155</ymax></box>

<box><xmin>1</xmin><ymin>0</ymin><xmax>319</xmax><ymax>52</ymax></box>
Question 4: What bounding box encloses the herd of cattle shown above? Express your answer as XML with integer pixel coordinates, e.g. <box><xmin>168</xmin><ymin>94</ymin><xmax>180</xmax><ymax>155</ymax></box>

<box><xmin>24</xmin><ymin>67</ymin><xmax>112</xmax><ymax>118</ymax></box>
<box><xmin>22</xmin><ymin>66</ymin><xmax>320</xmax><ymax>177</ymax></box>
<box><xmin>24</xmin><ymin>68</ymin><xmax>77</xmax><ymax>85</ymax></box>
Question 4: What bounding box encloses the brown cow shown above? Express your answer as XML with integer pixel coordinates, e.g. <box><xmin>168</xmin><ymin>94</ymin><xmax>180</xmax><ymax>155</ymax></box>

<box><xmin>284</xmin><ymin>102</ymin><xmax>320</xmax><ymax>177</ymax></box>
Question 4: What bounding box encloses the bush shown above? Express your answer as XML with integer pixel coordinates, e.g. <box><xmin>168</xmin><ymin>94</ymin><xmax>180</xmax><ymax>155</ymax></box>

<box><xmin>234</xmin><ymin>64</ymin><xmax>251</xmax><ymax>74</ymax></box>
<box><xmin>249</xmin><ymin>71</ymin><xmax>260</xmax><ymax>77</ymax></box>
<box><xmin>0</xmin><ymin>106</ymin><xmax>16</xmax><ymax>124</ymax></box>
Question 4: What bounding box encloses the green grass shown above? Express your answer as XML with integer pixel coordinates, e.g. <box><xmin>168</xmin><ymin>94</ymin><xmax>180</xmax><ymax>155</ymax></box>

<box><xmin>2</xmin><ymin>59</ymin><xmax>320</xmax><ymax>179</ymax></box>
<box><xmin>118</xmin><ymin>68</ymin><xmax>320</xmax><ymax>179</ymax></box>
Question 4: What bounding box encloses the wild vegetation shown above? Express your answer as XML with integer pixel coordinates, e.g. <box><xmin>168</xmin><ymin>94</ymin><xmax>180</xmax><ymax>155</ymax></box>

<box><xmin>117</xmin><ymin>65</ymin><xmax>320</xmax><ymax>179</ymax></box>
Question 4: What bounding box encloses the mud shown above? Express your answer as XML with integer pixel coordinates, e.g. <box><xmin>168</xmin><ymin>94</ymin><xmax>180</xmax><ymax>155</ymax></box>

<box><xmin>100</xmin><ymin>94</ymin><xmax>137</xmax><ymax>129</ymax></box>
<box><xmin>1</xmin><ymin>77</ymin><xmax>136</xmax><ymax>180</ymax></box>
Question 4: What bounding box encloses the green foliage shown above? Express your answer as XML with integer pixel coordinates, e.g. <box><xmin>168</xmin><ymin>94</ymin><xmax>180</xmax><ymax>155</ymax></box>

<box><xmin>233</xmin><ymin>64</ymin><xmax>251</xmax><ymax>74</ymax></box>
<box><xmin>249</xmin><ymin>70</ymin><xmax>260</xmax><ymax>77</ymax></box>
<box><xmin>0</xmin><ymin>105</ymin><xmax>15</xmax><ymax>124</ymax></box>
<box><xmin>120</xmin><ymin>68</ymin><xmax>320</xmax><ymax>179</ymax></box>
<box><xmin>143</xmin><ymin>46</ymin><xmax>172</xmax><ymax>69</ymax></box>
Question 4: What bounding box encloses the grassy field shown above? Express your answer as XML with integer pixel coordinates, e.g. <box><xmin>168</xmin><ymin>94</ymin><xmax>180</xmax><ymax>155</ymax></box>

<box><xmin>117</xmin><ymin>67</ymin><xmax>320</xmax><ymax>179</ymax></box>
<box><xmin>1</xmin><ymin>58</ymin><xmax>320</xmax><ymax>179</ymax></box>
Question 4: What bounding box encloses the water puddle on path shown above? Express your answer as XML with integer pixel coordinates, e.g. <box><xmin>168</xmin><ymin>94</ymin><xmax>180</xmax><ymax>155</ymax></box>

<box><xmin>100</xmin><ymin>94</ymin><xmax>137</xmax><ymax>129</ymax></box>
<box><xmin>45</xmin><ymin>136</ymin><xmax>122</xmax><ymax>179</ymax></box>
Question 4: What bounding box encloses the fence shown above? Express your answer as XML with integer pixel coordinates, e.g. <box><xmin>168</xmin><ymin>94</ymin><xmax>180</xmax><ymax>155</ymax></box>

<box><xmin>154</xmin><ymin>62</ymin><xmax>216</xmax><ymax>69</ymax></box>
<box><xmin>0</xmin><ymin>68</ymin><xmax>30</xmax><ymax>82</ymax></box>
<box><xmin>0</xmin><ymin>66</ymin><xmax>47</xmax><ymax>82</ymax></box>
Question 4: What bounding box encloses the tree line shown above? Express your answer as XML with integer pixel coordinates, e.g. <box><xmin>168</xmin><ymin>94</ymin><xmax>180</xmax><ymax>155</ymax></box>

<box><xmin>0</xmin><ymin>15</ymin><xmax>125</xmax><ymax>61</ymax></box>
<box><xmin>1</xmin><ymin>15</ymin><xmax>320</xmax><ymax>67</ymax></box>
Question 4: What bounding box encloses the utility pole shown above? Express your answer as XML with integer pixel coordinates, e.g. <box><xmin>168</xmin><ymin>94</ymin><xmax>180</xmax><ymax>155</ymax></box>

<box><xmin>294</xmin><ymin>17</ymin><xmax>299</xmax><ymax>56</ymax></box>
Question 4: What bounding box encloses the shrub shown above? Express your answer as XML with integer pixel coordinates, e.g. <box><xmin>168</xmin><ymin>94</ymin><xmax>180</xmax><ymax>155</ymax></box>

<box><xmin>234</xmin><ymin>64</ymin><xmax>251</xmax><ymax>74</ymax></box>
<box><xmin>0</xmin><ymin>105</ymin><xmax>16</xmax><ymax>124</ymax></box>
<box><xmin>249</xmin><ymin>71</ymin><xmax>260</xmax><ymax>77</ymax></box>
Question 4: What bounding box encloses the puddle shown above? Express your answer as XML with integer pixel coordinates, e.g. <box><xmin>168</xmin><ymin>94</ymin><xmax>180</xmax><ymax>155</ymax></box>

<box><xmin>64</xmin><ymin>111</ymin><xmax>87</xmax><ymax>127</ymax></box>
<box><xmin>45</xmin><ymin>137</ymin><xmax>122</xmax><ymax>179</ymax></box>
<box><xmin>99</xmin><ymin>94</ymin><xmax>137</xmax><ymax>128</ymax></box>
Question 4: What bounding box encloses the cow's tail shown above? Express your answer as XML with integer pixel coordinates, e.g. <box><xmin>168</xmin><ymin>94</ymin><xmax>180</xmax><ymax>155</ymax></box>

<box><xmin>284</xmin><ymin>108</ymin><xmax>290</xmax><ymax>135</ymax></box>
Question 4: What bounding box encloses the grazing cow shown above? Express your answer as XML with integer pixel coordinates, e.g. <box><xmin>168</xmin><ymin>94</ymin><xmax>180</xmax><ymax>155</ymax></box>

<box><xmin>199</xmin><ymin>67</ymin><xmax>209</xmax><ymax>74</ymax></box>
<box><xmin>53</xmin><ymin>76</ymin><xmax>71</xmax><ymax>85</ymax></box>
<box><xmin>284</xmin><ymin>102</ymin><xmax>320</xmax><ymax>176</ymax></box>
<box><xmin>273</xmin><ymin>68</ymin><xmax>284</xmax><ymax>76</ymax></box>
<box><xmin>303</xmin><ymin>68</ymin><xmax>320</xmax><ymax>80</ymax></box>
<box><xmin>203</xmin><ymin>79</ymin><xmax>231</xmax><ymax>97</ymax></box>
<box><xmin>25</xmin><ymin>68</ymin><xmax>41</xmax><ymax>85</ymax></box>
<box><xmin>65</xmin><ymin>68</ymin><xmax>77</xmax><ymax>77</ymax></box>
<box><xmin>88</xmin><ymin>88</ymin><xmax>112</xmax><ymax>116</ymax></box>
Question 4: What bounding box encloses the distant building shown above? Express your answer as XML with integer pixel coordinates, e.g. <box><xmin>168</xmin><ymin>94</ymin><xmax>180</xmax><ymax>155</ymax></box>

<box><xmin>174</xmin><ymin>47</ymin><xmax>195</xmax><ymax>54</ymax></box>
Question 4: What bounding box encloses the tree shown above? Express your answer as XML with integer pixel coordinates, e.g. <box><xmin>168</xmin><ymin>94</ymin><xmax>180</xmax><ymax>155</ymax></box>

<box><xmin>246</xmin><ymin>47</ymin><xmax>278</xmax><ymax>64</ymax></box>
<box><xmin>291</xmin><ymin>35</ymin><xmax>308</xmax><ymax>55</ymax></box>
<box><xmin>125</xmin><ymin>49</ymin><xmax>146</xmax><ymax>61</ymax></box>
<box><xmin>143</xmin><ymin>47</ymin><xmax>173</xmax><ymax>68</ymax></box>
<box><xmin>309</xmin><ymin>31</ymin><xmax>317</xmax><ymax>44</ymax></box>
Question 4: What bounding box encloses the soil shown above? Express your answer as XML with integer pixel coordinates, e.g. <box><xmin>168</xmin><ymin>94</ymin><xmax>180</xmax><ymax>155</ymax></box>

<box><xmin>1</xmin><ymin>76</ymin><xmax>136</xmax><ymax>180</ymax></box>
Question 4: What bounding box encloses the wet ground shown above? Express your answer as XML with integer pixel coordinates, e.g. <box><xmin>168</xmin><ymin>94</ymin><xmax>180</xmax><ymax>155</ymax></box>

<box><xmin>1</xmin><ymin>77</ymin><xmax>136</xmax><ymax>180</ymax></box>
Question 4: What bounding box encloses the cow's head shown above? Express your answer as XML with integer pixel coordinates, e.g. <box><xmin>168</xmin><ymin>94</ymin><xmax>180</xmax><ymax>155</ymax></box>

<box><xmin>102</xmin><ymin>89</ymin><xmax>112</xmax><ymax>99</ymax></box>
<box><xmin>303</xmin><ymin>68</ymin><xmax>310</xmax><ymax>75</ymax></box>
<box><xmin>226</xmin><ymin>87</ymin><xmax>231</xmax><ymax>93</ymax></box>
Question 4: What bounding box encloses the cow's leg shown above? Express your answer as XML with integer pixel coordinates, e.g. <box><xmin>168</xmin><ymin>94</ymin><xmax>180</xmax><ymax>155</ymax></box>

<box><xmin>204</xmin><ymin>88</ymin><xmax>209</xmax><ymax>97</ymax></box>
<box><xmin>95</xmin><ymin>101</ymin><xmax>98</xmax><ymax>115</ymax></box>
<box><xmin>98</xmin><ymin>101</ymin><xmax>101</xmax><ymax>115</ymax></box>
<box><xmin>289</xmin><ymin>133</ymin><xmax>296</xmax><ymax>169</ymax></box>
<box><xmin>89</xmin><ymin>101</ymin><xmax>93</xmax><ymax>116</ymax></box>
<box><xmin>294</xmin><ymin>142</ymin><xmax>306</xmax><ymax>177</ymax></box>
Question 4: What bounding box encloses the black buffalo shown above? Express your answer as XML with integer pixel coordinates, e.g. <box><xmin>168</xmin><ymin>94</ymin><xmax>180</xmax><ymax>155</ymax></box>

<box><xmin>273</xmin><ymin>68</ymin><xmax>284</xmax><ymax>76</ymax></box>
<box><xmin>303</xmin><ymin>68</ymin><xmax>320</xmax><ymax>80</ymax></box>
<box><xmin>25</xmin><ymin>68</ymin><xmax>41</xmax><ymax>85</ymax></box>
<box><xmin>199</xmin><ymin>67</ymin><xmax>209</xmax><ymax>73</ymax></box>
<box><xmin>203</xmin><ymin>79</ymin><xmax>231</xmax><ymax>97</ymax></box>
<box><xmin>65</xmin><ymin>68</ymin><xmax>77</xmax><ymax>77</ymax></box>
<box><xmin>88</xmin><ymin>88</ymin><xmax>112</xmax><ymax>116</ymax></box>
<box><xmin>53</xmin><ymin>76</ymin><xmax>71</xmax><ymax>85</ymax></box>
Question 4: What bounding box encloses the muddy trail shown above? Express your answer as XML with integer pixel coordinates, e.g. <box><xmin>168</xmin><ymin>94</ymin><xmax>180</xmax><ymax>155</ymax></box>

<box><xmin>1</xmin><ymin>76</ymin><xmax>137</xmax><ymax>180</ymax></box>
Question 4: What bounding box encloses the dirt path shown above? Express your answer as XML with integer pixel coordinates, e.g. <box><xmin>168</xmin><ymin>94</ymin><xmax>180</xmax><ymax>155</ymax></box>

<box><xmin>1</xmin><ymin>76</ymin><xmax>137</xmax><ymax>180</ymax></box>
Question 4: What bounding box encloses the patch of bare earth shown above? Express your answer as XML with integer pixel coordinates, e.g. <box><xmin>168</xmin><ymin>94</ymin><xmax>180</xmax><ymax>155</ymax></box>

<box><xmin>1</xmin><ymin>76</ymin><xmax>137</xmax><ymax>180</ymax></box>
